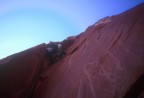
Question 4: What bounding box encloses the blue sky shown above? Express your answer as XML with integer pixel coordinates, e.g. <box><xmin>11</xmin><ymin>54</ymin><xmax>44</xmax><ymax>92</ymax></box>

<box><xmin>0</xmin><ymin>0</ymin><xmax>143</xmax><ymax>59</ymax></box>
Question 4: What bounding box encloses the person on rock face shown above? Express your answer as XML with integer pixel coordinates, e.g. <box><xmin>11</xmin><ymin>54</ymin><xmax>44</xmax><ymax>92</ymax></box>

<box><xmin>46</xmin><ymin>41</ymin><xmax>66</xmax><ymax>63</ymax></box>
<box><xmin>46</xmin><ymin>41</ymin><xmax>57</xmax><ymax>61</ymax></box>
<box><xmin>57</xmin><ymin>44</ymin><xmax>67</xmax><ymax>59</ymax></box>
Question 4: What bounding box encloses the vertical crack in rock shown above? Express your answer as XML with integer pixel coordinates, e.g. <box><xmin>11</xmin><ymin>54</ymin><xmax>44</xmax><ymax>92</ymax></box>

<box><xmin>69</xmin><ymin>37</ymin><xmax>88</xmax><ymax>55</ymax></box>
<box><xmin>109</xmin><ymin>29</ymin><xmax>124</xmax><ymax>51</ymax></box>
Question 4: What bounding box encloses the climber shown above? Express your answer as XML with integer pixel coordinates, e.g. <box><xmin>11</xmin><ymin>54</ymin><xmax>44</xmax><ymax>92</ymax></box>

<box><xmin>57</xmin><ymin>44</ymin><xmax>67</xmax><ymax>59</ymax></box>
<box><xmin>46</xmin><ymin>41</ymin><xmax>57</xmax><ymax>61</ymax></box>
<box><xmin>46</xmin><ymin>41</ymin><xmax>66</xmax><ymax>63</ymax></box>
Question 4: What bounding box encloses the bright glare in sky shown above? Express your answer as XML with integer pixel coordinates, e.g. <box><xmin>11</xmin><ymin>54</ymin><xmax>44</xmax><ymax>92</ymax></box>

<box><xmin>0</xmin><ymin>0</ymin><xmax>143</xmax><ymax>59</ymax></box>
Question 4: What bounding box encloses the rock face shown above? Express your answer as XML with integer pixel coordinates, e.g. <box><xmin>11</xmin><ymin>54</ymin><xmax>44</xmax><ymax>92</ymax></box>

<box><xmin>0</xmin><ymin>3</ymin><xmax>144</xmax><ymax>98</ymax></box>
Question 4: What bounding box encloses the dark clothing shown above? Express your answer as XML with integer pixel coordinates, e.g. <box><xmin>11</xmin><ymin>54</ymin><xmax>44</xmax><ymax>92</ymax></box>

<box><xmin>47</xmin><ymin>42</ymin><xmax>58</xmax><ymax>52</ymax></box>
<box><xmin>46</xmin><ymin>42</ymin><xmax>66</xmax><ymax>63</ymax></box>
<box><xmin>57</xmin><ymin>48</ymin><xmax>66</xmax><ymax>58</ymax></box>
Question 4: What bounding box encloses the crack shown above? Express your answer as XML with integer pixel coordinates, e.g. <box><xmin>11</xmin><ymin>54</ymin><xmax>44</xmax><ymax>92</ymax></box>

<box><xmin>109</xmin><ymin>29</ymin><xmax>124</xmax><ymax>51</ymax></box>
<box><xmin>69</xmin><ymin>37</ymin><xmax>88</xmax><ymax>55</ymax></box>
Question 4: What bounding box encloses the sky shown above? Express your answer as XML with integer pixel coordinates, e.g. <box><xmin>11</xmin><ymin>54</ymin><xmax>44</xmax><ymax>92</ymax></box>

<box><xmin>0</xmin><ymin>0</ymin><xmax>144</xmax><ymax>59</ymax></box>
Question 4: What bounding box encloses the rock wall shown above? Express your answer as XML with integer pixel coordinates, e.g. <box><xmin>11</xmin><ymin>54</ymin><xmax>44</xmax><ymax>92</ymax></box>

<box><xmin>0</xmin><ymin>3</ymin><xmax>144</xmax><ymax>98</ymax></box>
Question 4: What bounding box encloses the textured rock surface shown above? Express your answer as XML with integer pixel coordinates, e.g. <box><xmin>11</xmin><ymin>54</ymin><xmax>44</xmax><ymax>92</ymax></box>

<box><xmin>0</xmin><ymin>44</ymin><xmax>47</xmax><ymax>98</ymax></box>
<box><xmin>0</xmin><ymin>3</ymin><xmax>144</xmax><ymax>98</ymax></box>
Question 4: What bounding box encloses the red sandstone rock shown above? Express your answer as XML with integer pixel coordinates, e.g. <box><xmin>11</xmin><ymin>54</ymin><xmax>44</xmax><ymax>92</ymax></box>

<box><xmin>0</xmin><ymin>3</ymin><xmax>144</xmax><ymax>98</ymax></box>
<box><xmin>0</xmin><ymin>44</ymin><xmax>47</xmax><ymax>98</ymax></box>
